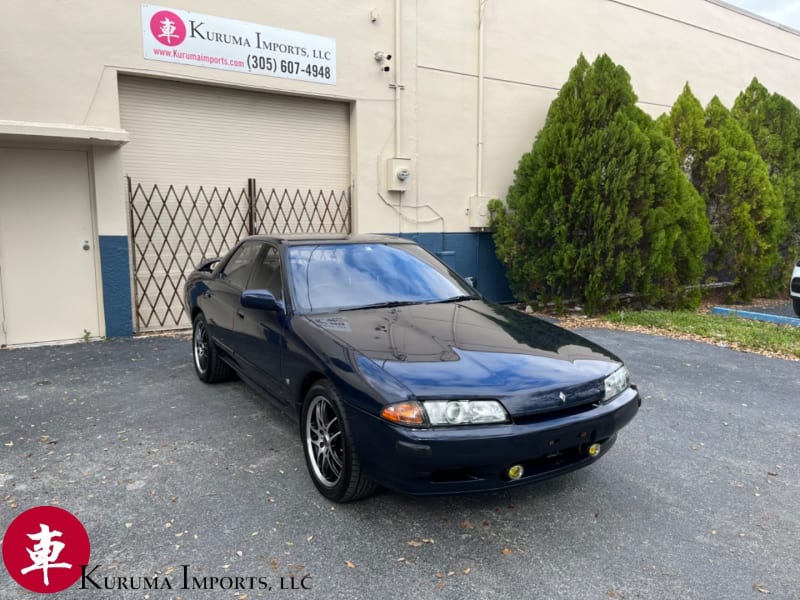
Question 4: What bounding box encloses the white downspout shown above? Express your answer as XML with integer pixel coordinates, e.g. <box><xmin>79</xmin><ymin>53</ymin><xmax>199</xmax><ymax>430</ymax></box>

<box><xmin>394</xmin><ymin>0</ymin><xmax>402</xmax><ymax>157</ymax></box>
<box><xmin>476</xmin><ymin>0</ymin><xmax>486</xmax><ymax>198</ymax></box>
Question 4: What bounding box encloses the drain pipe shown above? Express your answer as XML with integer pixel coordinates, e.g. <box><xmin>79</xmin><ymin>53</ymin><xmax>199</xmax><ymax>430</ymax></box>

<box><xmin>394</xmin><ymin>0</ymin><xmax>402</xmax><ymax>157</ymax></box>
<box><xmin>476</xmin><ymin>0</ymin><xmax>486</xmax><ymax>198</ymax></box>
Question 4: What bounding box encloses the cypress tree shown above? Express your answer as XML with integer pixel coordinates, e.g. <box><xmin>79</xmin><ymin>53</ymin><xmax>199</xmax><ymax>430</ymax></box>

<box><xmin>662</xmin><ymin>85</ymin><xmax>784</xmax><ymax>299</ymax></box>
<box><xmin>656</xmin><ymin>83</ymin><xmax>708</xmax><ymax>181</ymax></box>
<box><xmin>491</xmin><ymin>54</ymin><xmax>708</xmax><ymax>313</ymax></box>
<box><xmin>733</xmin><ymin>78</ymin><xmax>800</xmax><ymax>263</ymax></box>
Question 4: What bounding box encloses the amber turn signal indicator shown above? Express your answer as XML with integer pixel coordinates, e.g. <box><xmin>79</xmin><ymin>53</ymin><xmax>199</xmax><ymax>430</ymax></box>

<box><xmin>381</xmin><ymin>402</ymin><xmax>425</xmax><ymax>426</ymax></box>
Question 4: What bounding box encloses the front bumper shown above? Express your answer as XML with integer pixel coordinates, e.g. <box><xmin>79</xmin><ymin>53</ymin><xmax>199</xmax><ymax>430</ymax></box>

<box><xmin>348</xmin><ymin>387</ymin><xmax>640</xmax><ymax>495</ymax></box>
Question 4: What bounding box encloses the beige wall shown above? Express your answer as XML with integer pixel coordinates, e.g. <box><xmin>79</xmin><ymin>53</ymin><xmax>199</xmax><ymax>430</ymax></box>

<box><xmin>416</xmin><ymin>0</ymin><xmax>800</xmax><ymax>231</ymax></box>
<box><xmin>1</xmin><ymin>0</ymin><xmax>800</xmax><ymax>236</ymax></box>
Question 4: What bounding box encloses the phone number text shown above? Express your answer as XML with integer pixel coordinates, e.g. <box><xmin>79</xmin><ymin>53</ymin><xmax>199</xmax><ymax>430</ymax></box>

<box><xmin>247</xmin><ymin>56</ymin><xmax>332</xmax><ymax>80</ymax></box>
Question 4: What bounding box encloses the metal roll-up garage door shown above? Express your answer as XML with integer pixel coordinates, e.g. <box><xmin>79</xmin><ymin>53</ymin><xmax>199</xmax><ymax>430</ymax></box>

<box><xmin>118</xmin><ymin>76</ymin><xmax>351</xmax><ymax>331</ymax></box>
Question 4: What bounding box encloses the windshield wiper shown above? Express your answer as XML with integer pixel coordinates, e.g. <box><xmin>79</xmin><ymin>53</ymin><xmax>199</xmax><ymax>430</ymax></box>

<box><xmin>338</xmin><ymin>300</ymin><xmax>421</xmax><ymax>312</ymax></box>
<box><xmin>425</xmin><ymin>295</ymin><xmax>478</xmax><ymax>304</ymax></box>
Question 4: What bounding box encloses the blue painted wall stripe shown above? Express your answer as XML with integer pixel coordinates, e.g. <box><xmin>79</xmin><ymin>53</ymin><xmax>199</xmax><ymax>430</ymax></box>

<box><xmin>98</xmin><ymin>231</ymin><xmax>511</xmax><ymax>338</ymax></box>
<box><xmin>98</xmin><ymin>235</ymin><xmax>134</xmax><ymax>337</ymax></box>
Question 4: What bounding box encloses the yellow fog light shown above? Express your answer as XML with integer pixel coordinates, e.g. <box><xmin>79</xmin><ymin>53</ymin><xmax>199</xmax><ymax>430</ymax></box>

<box><xmin>588</xmin><ymin>443</ymin><xmax>601</xmax><ymax>457</ymax></box>
<box><xmin>507</xmin><ymin>464</ymin><xmax>524</xmax><ymax>480</ymax></box>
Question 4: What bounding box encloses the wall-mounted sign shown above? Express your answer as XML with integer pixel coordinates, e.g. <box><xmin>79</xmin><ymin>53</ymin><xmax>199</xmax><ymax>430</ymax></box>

<box><xmin>142</xmin><ymin>4</ymin><xmax>336</xmax><ymax>85</ymax></box>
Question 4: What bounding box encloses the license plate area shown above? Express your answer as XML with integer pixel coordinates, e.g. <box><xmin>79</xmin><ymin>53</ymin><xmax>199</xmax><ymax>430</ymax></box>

<box><xmin>544</xmin><ymin>428</ymin><xmax>594</xmax><ymax>456</ymax></box>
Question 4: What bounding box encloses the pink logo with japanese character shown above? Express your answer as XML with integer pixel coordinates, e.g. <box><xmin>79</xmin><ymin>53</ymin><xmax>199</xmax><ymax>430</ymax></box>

<box><xmin>150</xmin><ymin>10</ymin><xmax>187</xmax><ymax>46</ymax></box>
<box><xmin>2</xmin><ymin>506</ymin><xmax>91</xmax><ymax>593</ymax></box>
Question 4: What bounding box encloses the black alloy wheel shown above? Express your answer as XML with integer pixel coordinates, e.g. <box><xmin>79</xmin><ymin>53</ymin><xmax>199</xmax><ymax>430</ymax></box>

<box><xmin>192</xmin><ymin>313</ymin><xmax>232</xmax><ymax>383</ymax></box>
<box><xmin>301</xmin><ymin>380</ymin><xmax>376</xmax><ymax>502</ymax></box>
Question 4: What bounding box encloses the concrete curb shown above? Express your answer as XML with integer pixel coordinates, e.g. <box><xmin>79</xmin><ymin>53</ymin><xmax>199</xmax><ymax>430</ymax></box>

<box><xmin>711</xmin><ymin>306</ymin><xmax>800</xmax><ymax>327</ymax></box>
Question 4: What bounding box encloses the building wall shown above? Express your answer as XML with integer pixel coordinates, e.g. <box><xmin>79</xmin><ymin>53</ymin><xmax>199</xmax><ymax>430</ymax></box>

<box><xmin>415</xmin><ymin>0</ymin><xmax>800</xmax><ymax>233</ymax></box>
<box><xmin>1</xmin><ymin>0</ymin><xmax>799</xmax><ymax>340</ymax></box>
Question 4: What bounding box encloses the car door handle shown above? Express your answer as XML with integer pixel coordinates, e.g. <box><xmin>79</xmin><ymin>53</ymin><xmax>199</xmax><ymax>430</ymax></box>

<box><xmin>203</xmin><ymin>291</ymin><xmax>212</xmax><ymax>299</ymax></box>
<box><xmin>237</xmin><ymin>310</ymin><xmax>245</xmax><ymax>319</ymax></box>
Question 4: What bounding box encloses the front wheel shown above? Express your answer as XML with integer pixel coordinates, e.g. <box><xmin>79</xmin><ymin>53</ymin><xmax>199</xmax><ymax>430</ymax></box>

<box><xmin>301</xmin><ymin>381</ymin><xmax>377</xmax><ymax>502</ymax></box>
<box><xmin>793</xmin><ymin>296</ymin><xmax>800</xmax><ymax>317</ymax></box>
<box><xmin>192</xmin><ymin>313</ymin><xmax>233</xmax><ymax>383</ymax></box>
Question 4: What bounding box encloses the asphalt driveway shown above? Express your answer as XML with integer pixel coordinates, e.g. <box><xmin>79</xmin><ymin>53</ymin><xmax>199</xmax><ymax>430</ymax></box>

<box><xmin>1</xmin><ymin>329</ymin><xmax>798</xmax><ymax>599</ymax></box>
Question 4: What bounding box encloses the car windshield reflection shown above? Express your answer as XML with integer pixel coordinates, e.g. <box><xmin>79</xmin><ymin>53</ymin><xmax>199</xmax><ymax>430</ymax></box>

<box><xmin>287</xmin><ymin>243</ymin><xmax>475</xmax><ymax>314</ymax></box>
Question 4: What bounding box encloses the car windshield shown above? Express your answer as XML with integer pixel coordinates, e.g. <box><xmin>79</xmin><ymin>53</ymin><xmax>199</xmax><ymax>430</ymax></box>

<box><xmin>287</xmin><ymin>243</ymin><xmax>475</xmax><ymax>314</ymax></box>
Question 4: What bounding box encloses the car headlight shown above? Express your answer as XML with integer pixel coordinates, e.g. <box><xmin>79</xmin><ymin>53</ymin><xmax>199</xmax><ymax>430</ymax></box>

<box><xmin>423</xmin><ymin>400</ymin><xmax>509</xmax><ymax>426</ymax></box>
<box><xmin>603</xmin><ymin>366</ymin><xmax>630</xmax><ymax>402</ymax></box>
<box><xmin>380</xmin><ymin>400</ymin><xmax>509</xmax><ymax>427</ymax></box>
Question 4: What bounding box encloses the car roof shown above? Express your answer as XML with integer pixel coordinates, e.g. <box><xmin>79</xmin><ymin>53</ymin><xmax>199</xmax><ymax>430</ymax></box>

<box><xmin>243</xmin><ymin>233</ymin><xmax>415</xmax><ymax>246</ymax></box>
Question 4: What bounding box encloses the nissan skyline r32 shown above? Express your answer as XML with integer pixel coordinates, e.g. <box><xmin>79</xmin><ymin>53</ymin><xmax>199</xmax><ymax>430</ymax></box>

<box><xmin>184</xmin><ymin>234</ymin><xmax>640</xmax><ymax>502</ymax></box>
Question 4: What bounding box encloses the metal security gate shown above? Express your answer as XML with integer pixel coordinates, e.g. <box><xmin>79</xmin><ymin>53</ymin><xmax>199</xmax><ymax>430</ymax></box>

<box><xmin>128</xmin><ymin>177</ymin><xmax>351</xmax><ymax>332</ymax></box>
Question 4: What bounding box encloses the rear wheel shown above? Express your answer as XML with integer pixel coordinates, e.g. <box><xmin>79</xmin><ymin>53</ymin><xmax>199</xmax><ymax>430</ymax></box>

<box><xmin>793</xmin><ymin>296</ymin><xmax>800</xmax><ymax>317</ymax></box>
<box><xmin>192</xmin><ymin>313</ymin><xmax>233</xmax><ymax>383</ymax></box>
<box><xmin>301</xmin><ymin>381</ymin><xmax>377</xmax><ymax>502</ymax></box>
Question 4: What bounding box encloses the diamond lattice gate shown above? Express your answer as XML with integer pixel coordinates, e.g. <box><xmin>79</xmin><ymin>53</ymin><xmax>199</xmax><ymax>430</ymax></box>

<box><xmin>127</xmin><ymin>177</ymin><xmax>351</xmax><ymax>332</ymax></box>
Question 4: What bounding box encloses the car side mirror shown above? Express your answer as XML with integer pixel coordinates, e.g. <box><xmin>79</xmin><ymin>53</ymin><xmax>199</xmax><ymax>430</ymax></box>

<box><xmin>197</xmin><ymin>256</ymin><xmax>221</xmax><ymax>272</ymax></box>
<box><xmin>240</xmin><ymin>289</ymin><xmax>281</xmax><ymax>311</ymax></box>
<box><xmin>465</xmin><ymin>276</ymin><xmax>478</xmax><ymax>289</ymax></box>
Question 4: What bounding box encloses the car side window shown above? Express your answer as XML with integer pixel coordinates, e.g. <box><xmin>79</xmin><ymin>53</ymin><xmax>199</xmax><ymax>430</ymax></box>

<box><xmin>220</xmin><ymin>242</ymin><xmax>261</xmax><ymax>290</ymax></box>
<box><xmin>247</xmin><ymin>246</ymin><xmax>283</xmax><ymax>301</ymax></box>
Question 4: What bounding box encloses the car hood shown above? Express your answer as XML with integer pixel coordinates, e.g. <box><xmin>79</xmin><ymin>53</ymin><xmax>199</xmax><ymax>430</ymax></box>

<box><xmin>303</xmin><ymin>301</ymin><xmax>622</xmax><ymax>416</ymax></box>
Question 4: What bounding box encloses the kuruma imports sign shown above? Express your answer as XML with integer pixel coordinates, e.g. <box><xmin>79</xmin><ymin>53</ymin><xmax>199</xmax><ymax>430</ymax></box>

<box><xmin>141</xmin><ymin>4</ymin><xmax>337</xmax><ymax>84</ymax></box>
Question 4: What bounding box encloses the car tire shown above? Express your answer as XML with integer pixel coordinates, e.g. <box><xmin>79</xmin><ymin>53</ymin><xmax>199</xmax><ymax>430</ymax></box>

<box><xmin>301</xmin><ymin>380</ymin><xmax>377</xmax><ymax>502</ymax></box>
<box><xmin>794</xmin><ymin>297</ymin><xmax>800</xmax><ymax>317</ymax></box>
<box><xmin>192</xmin><ymin>313</ymin><xmax>233</xmax><ymax>383</ymax></box>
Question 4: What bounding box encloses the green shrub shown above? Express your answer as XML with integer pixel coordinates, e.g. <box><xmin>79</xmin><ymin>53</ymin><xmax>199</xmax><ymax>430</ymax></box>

<box><xmin>661</xmin><ymin>85</ymin><xmax>784</xmax><ymax>300</ymax></box>
<box><xmin>733</xmin><ymin>78</ymin><xmax>800</xmax><ymax>265</ymax></box>
<box><xmin>490</xmin><ymin>54</ymin><xmax>708</xmax><ymax>313</ymax></box>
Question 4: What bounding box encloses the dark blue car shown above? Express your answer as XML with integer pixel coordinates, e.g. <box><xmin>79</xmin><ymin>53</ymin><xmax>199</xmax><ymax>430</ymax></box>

<box><xmin>184</xmin><ymin>234</ymin><xmax>640</xmax><ymax>502</ymax></box>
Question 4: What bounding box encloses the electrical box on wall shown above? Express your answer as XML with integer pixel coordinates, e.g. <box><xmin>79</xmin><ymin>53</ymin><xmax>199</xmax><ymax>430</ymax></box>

<box><xmin>469</xmin><ymin>194</ymin><xmax>492</xmax><ymax>228</ymax></box>
<box><xmin>387</xmin><ymin>158</ymin><xmax>412</xmax><ymax>192</ymax></box>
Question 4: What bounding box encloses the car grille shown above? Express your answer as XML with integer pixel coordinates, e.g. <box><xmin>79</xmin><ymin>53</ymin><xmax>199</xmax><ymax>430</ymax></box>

<box><xmin>513</xmin><ymin>399</ymin><xmax>600</xmax><ymax>424</ymax></box>
<box><xmin>511</xmin><ymin>379</ymin><xmax>605</xmax><ymax>424</ymax></box>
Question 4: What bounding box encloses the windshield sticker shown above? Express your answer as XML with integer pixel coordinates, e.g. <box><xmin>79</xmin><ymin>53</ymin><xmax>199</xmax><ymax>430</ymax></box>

<box><xmin>311</xmin><ymin>317</ymin><xmax>352</xmax><ymax>332</ymax></box>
